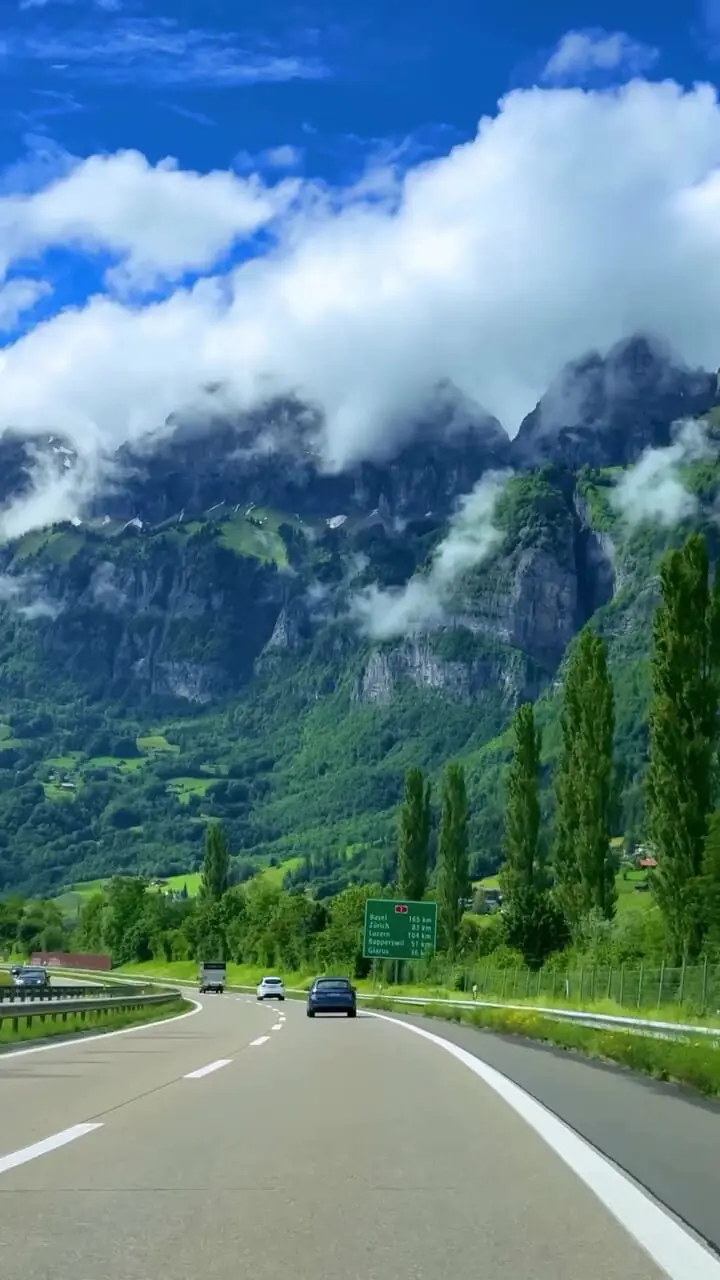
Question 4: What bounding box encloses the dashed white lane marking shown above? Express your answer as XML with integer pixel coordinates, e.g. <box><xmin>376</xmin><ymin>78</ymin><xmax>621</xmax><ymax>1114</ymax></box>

<box><xmin>0</xmin><ymin>1124</ymin><xmax>103</xmax><ymax>1176</ymax></box>
<box><xmin>271</xmin><ymin>1023</ymin><xmax>282</xmax><ymax>1031</ymax></box>
<box><xmin>184</xmin><ymin>1058</ymin><xmax>232</xmax><ymax>1079</ymax></box>
<box><xmin>250</xmin><ymin>1036</ymin><xmax>270</xmax><ymax>1047</ymax></box>
<box><xmin>370</xmin><ymin>1013</ymin><xmax>720</xmax><ymax>1280</ymax></box>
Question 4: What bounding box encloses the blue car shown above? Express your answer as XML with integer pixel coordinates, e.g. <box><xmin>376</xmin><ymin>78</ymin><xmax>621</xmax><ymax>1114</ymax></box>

<box><xmin>307</xmin><ymin>976</ymin><xmax>357</xmax><ymax>1018</ymax></box>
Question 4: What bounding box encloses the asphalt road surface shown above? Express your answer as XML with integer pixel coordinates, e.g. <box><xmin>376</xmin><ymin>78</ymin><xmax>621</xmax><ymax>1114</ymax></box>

<box><xmin>1</xmin><ymin>995</ymin><xmax>719</xmax><ymax>1280</ymax></box>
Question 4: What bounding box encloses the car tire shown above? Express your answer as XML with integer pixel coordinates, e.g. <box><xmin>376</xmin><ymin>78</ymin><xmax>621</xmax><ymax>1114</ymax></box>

<box><xmin>348</xmin><ymin>1009</ymin><xmax>357</xmax><ymax>1018</ymax></box>
<box><xmin>279</xmin><ymin>996</ymin><xmax>285</xmax><ymax>1001</ymax></box>
<box><xmin>306</xmin><ymin>1009</ymin><xmax>314</xmax><ymax>1018</ymax></box>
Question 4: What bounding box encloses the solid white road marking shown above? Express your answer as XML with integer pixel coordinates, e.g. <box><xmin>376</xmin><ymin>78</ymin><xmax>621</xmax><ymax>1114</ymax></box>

<box><xmin>0</xmin><ymin>998</ymin><xmax>204</xmax><ymax>1063</ymax></box>
<box><xmin>250</xmin><ymin>1036</ymin><xmax>270</xmax><ymax>1047</ymax></box>
<box><xmin>184</xmin><ymin>1058</ymin><xmax>232</xmax><ymax>1079</ymax></box>
<box><xmin>0</xmin><ymin>1124</ymin><xmax>103</xmax><ymax>1176</ymax></box>
<box><xmin>370</xmin><ymin>1013</ymin><xmax>720</xmax><ymax>1280</ymax></box>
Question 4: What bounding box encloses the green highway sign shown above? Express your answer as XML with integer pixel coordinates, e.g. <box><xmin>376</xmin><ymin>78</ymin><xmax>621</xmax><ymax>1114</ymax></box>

<box><xmin>362</xmin><ymin>898</ymin><xmax>438</xmax><ymax>961</ymax></box>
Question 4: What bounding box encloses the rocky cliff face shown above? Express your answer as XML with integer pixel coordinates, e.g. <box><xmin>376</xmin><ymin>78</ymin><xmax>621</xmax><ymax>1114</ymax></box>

<box><xmin>0</xmin><ymin>332</ymin><xmax>712</xmax><ymax>722</ymax></box>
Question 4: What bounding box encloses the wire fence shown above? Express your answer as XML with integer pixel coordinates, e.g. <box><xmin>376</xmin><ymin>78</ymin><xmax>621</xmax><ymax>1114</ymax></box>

<box><xmin>373</xmin><ymin>958</ymin><xmax>720</xmax><ymax>1014</ymax></box>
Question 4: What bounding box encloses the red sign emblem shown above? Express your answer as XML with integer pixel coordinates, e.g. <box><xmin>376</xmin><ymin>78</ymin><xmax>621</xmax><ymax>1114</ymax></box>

<box><xmin>395</xmin><ymin>903</ymin><xmax>408</xmax><ymax>913</ymax></box>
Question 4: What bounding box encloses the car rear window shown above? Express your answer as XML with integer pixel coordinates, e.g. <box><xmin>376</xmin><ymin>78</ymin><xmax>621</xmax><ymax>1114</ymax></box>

<box><xmin>263</xmin><ymin>977</ymin><xmax>281</xmax><ymax>985</ymax></box>
<box><xmin>315</xmin><ymin>979</ymin><xmax>350</xmax><ymax>991</ymax></box>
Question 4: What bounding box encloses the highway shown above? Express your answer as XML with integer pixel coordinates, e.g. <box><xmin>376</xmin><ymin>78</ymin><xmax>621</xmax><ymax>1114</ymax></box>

<box><xmin>0</xmin><ymin>996</ymin><xmax>719</xmax><ymax>1280</ymax></box>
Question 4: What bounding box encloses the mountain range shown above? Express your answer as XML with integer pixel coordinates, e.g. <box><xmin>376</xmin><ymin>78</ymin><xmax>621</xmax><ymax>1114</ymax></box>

<box><xmin>1</xmin><ymin>333</ymin><xmax>719</xmax><ymax>899</ymax></box>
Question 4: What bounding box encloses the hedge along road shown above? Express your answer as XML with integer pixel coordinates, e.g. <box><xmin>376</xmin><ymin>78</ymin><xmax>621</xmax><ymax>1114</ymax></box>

<box><xmin>0</xmin><ymin>995</ymin><xmax>718</xmax><ymax>1280</ymax></box>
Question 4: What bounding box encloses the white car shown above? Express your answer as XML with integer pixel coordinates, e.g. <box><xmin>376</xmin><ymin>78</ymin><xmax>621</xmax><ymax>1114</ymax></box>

<box><xmin>256</xmin><ymin>975</ymin><xmax>285</xmax><ymax>1002</ymax></box>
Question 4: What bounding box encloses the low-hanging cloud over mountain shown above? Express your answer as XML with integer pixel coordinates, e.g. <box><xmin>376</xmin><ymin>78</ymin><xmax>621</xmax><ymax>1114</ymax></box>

<box><xmin>4</xmin><ymin>73</ymin><xmax>720</xmax><ymax>501</ymax></box>
<box><xmin>610</xmin><ymin>418</ymin><xmax>714</xmax><ymax>527</ymax></box>
<box><xmin>352</xmin><ymin>471</ymin><xmax>510</xmax><ymax>638</ymax></box>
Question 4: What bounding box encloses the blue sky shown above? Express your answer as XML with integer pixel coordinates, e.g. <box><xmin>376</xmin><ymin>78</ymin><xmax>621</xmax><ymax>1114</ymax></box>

<box><xmin>4</xmin><ymin>0</ymin><xmax>720</xmax><ymax>539</ymax></box>
<box><xmin>2</xmin><ymin>0</ymin><xmax>717</xmax><ymax>188</ymax></box>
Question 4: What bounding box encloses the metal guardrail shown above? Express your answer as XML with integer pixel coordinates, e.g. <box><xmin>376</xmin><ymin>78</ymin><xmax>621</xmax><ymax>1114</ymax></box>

<box><xmin>354</xmin><ymin>993</ymin><xmax>720</xmax><ymax>1041</ymax></box>
<box><xmin>0</xmin><ymin>990</ymin><xmax>183</xmax><ymax>1039</ymax></box>
<box><xmin>0</xmin><ymin>983</ymin><xmax>140</xmax><ymax>1003</ymax></box>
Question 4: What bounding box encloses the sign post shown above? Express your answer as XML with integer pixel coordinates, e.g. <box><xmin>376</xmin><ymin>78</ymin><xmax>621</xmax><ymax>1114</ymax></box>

<box><xmin>362</xmin><ymin>898</ymin><xmax>438</xmax><ymax>965</ymax></box>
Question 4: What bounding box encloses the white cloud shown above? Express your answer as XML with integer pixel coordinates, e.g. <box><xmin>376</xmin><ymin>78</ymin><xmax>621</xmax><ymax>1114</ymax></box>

<box><xmin>5</xmin><ymin>78</ymin><xmax>720</xmax><ymax>507</ymax></box>
<box><xmin>0</xmin><ymin>442</ymin><xmax>103</xmax><ymax>540</ymax></box>
<box><xmin>353</xmin><ymin>471</ymin><xmax>509</xmax><ymax>638</ymax></box>
<box><xmin>263</xmin><ymin>145</ymin><xmax>303</xmax><ymax>169</ymax></box>
<box><xmin>19</xmin><ymin>0</ymin><xmax>121</xmax><ymax>10</ymax></box>
<box><xmin>542</xmin><ymin>29</ymin><xmax>658</xmax><ymax>83</ymax></box>
<box><xmin>0</xmin><ymin>277</ymin><xmax>50</xmax><ymax>330</ymax></box>
<box><xmin>0</xmin><ymin>150</ymin><xmax>298</xmax><ymax>292</ymax></box>
<box><xmin>610</xmin><ymin>419</ymin><xmax>712</xmax><ymax>527</ymax></box>
<box><xmin>233</xmin><ymin>144</ymin><xmax>304</xmax><ymax>174</ymax></box>
<box><xmin>11</xmin><ymin>18</ymin><xmax>328</xmax><ymax>88</ymax></box>
<box><xmin>0</xmin><ymin>573</ymin><xmax>61</xmax><ymax>619</ymax></box>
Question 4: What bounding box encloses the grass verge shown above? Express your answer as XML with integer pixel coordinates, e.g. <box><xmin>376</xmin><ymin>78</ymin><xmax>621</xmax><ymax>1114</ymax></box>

<box><xmin>0</xmin><ymin>996</ymin><xmax>191</xmax><ymax>1051</ymax></box>
<box><xmin>365</xmin><ymin>998</ymin><xmax>720</xmax><ymax>1098</ymax></box>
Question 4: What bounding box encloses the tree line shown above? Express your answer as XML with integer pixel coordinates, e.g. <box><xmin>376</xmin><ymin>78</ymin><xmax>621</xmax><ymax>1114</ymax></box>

<box><xmin>499</xmin><ymin>530</ymin><xmax>720</xmax><ymax>966</ymax></box>
<box><xmin>0</xmin><ymin>765</ymin><xmax>475</xmax><ymax>975</ymax></box>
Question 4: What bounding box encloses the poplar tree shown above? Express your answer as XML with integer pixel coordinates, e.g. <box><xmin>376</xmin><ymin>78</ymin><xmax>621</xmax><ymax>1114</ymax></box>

<box><xmin>436</xmin><ymin>762</ymin><xmax>470</xmax><ymax>958</ymax></box>
<box><xmin>200</xmin><ymin>822</ymin><xmax>230</xmax><ymax>903</ymax></box>
<box><xmin>553</xmin><ymin>626</ymin><xmax>616</xmax><ymax>933</ymax></box>
<box><xmin>646</xmin><ymin>532</ymin><xmax>720</xmax><ymax>960</ymax></box>
<box><xmin>397</xmin><ymin>767</ymin><xmax>431</xmax><ymax>901</ymax></box>
<box><xmin>501</xmin><ymin>703</ymin><xmax>565</xmax><ymax>964</ymax></box>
